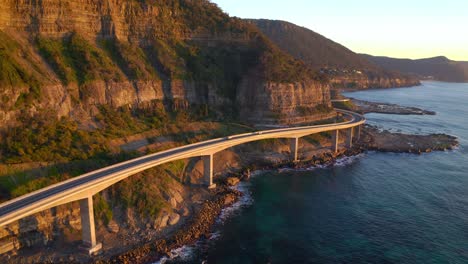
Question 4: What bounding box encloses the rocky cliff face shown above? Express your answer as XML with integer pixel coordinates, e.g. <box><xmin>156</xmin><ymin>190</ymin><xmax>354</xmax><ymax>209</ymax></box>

<box><xmin>0</xmin><ymin>0</ymin><xmax>334</xmax><ymax>129</ymax></box>
<box><xmin>238</xmin><ymin>78</ymin><xmax>334</xmax><ymax>124</ymax></box>
<box><xmin>0</xmin><ymin>1</ymin><xmax>335</xmax><ymax>258</ymax></box>
<box><xmin>0</xmin><ymin>203</ymin><xmax>82</xmax><ymax>255</ymax></box>
<box><xmin>0</xmin><ymin>0</ymin><xmax>183</xmax><ymax>39</ymax></box>
<box><xmin>0</xmin><ymin>176</ymin><xmax>190</xmax><ymax>257</ymax></box>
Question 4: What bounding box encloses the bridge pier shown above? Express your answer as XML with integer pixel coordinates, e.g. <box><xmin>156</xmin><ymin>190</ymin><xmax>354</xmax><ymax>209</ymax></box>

<box><xmin>290</xmin><ymin>137</ymin><xmax>299</xmax><ymax>162</ymax></box>
<box><xmin>356</xmin><ymin>125</ymin><xmax>362</xmax><ymax>141</ymax></box>
<box><xmin>203</xmin><ymin>155</ymin><xmax>216</xmax><ymax>189</ymax></box>
<box><xmin>346</xmin><ymin>127</ymin><xmax>354</xmax><ymax>148</ymax></box>
<box><xmin>79</xmin><ymin>196</ymin><xmax>102</xmax><ymax>255</ymax></box>
<box><xmin>331</xmin><ymin>130</ymin><xmax>339</xmax><ymax>153</ymax></box>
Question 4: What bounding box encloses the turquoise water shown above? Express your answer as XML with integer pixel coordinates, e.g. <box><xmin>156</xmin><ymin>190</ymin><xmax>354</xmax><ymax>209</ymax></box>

<box><xmin>165</xmin><ymin>82</ymin><xmax>468</xmax><ymax>263</ymax></box>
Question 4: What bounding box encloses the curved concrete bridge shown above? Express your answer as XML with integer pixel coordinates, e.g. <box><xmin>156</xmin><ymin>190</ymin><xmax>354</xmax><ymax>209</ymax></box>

<box><xmin>0</xmin><ymin>109</ymin><xmax>365</xmax><ymax>254</ymax></box>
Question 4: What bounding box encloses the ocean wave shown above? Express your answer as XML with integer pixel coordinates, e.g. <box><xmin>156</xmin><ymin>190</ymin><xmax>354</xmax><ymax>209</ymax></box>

<box><xmin>152</xmin><ymin>156</ymin><xmax>364</xmax><ymax>263</ymax></box>
<box><xmin>333</xmin><ymin>153</ymin><xmax>365</xmax><ymax>167</ymax></box>
<box><xmin>153</xmin><ymin>177</ymin><xmax>256</xmax><ymax>264</ymax></box>
<box><xmin>279</xmin><ymin>153</ymin><xmax>365</xmax><ymax>173</ymax></box>
<box><xmin>153</xmin><ymin>245</ymin><xmax>197</xmax><ymax>264</ymax></box>
<box><xmin>217</xmin><ymin>181</ymin><xmax>254</xmax><ymax>224</ymax></box>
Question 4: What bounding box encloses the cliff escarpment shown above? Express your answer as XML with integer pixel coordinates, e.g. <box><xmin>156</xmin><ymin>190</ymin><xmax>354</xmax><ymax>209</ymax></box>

<box><xmin>0</xmin><ymin>1</ymin><xmax>335</xmax><ymax>259</ymax></box>
<box><xmin>0</xmin><ymin>0</ymin><xmax>333</xmax><ymax>129</ymax></box>
<box><xmin>238</xmin><ymin>79</ymin><xmax>333</xmax><ymax>124</ymax></box>
<box><xmin>247</xmin><ymin>19</ymin><xmax>420</xmax><ymax>91</ymax></box>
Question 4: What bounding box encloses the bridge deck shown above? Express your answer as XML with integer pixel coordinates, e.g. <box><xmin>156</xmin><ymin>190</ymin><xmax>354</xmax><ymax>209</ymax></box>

<box><xmin>0</xmin><ymin>109</ymin><xmax>365</xmax><ymax>228</ymax></box>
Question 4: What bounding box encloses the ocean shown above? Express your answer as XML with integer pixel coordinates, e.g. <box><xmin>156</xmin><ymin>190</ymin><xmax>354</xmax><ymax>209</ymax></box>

<box><xmin>159</xmin><ymin>81</ymin><xmax>468</xmax><ymax>264</ymax></box>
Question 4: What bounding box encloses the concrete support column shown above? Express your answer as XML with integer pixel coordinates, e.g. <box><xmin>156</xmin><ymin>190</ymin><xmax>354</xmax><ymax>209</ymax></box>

<box><xmin>203</xmin><ymin>155</ymin><xmax>216</xmax><ymax>189</ymax></box>
<box><xmin>79</xmin><ymin>196</ymin><xmax>102</xmax><ymax>255</ymax></box>
<box><xmin>346</xmin><ymin>127</ymin><xmax>354</xmax><ymax>148</ymax></box>
<box><xmin>290</xmin><ymin>137</ymin><xmax>299</xmax><ymax>162</ymax></box>
<box><xmin>331</xmin><ymin>130</ymin><xmax>339</xmax><ymax>153</ymax></box>
<box><xmin>356</xmin><ymin>125</ymin><xmax>362</xmax><ymax>141</ymax></box>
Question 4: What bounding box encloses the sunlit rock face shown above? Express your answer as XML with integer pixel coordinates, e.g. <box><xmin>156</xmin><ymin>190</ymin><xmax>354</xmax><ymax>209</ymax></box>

<box><xmin>0</xmin><ymin>0</ymin><xmax>333</xmax><ymax>128</ymax></box>
<box><xmin>238</xmin><ymin>78</ymin><xmax>334</xmax><ymax>125</ymax></box>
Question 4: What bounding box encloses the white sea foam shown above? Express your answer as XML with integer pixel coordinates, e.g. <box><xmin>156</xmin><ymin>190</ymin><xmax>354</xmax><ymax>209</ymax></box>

<box><xmin>333</xmin><ymin>153</ymin><xmax>365</xmax><ymax>167</ymax></box>
<box><xmin>208</xmin><ymin>231</ymin><xmax>222</xmax><ymax>241</ymax></box>
<box><xmin>450</xmin><ymin>144</ymin><xmax>460</xmax><ymax>151</ymax></box>
<box><xmin>153</xmin><ymin>245</ymin><xmax>196</xmax><ymax>264</ymax></box>
<box><xmin>279</xmin><ymin>153</ymin><xmax>365</xmax><ymax>173</ymax></box>
<box><xmin>153</xmin><ymin>176</ymin><xmax>256</xmax><ymax>264</ymax></box>
<box><xmin>152</xmin><ymin>156</ymin><xmax>363</xmax><ymax>263</ymax></box>
<box><xmin>217</xmin><ymin>181</ymin><xmax>254</xmax><ymax>224</ymax></box>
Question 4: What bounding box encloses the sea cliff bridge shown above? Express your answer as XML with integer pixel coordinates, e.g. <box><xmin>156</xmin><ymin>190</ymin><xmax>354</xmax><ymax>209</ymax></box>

<box><xmin>0</xmin><ymin>109</ymin><xmax>365</xmax><ymax>254</ymax></box>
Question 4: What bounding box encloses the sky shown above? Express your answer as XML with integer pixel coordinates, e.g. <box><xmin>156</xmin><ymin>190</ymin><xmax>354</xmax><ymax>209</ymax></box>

<box><xmin>211</xmin><ymin>0</ymin><xmax>468</xmax><ymax>61</ymax></box>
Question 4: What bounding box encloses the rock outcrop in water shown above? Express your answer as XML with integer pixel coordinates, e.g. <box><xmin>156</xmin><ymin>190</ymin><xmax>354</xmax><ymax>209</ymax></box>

<box><xmin>350</xmin><ymin>98</ymin><xmax>436</xmax><ymax>115</ymax></box>
<box><xmin>360</xmin><ymin>125</ymin><xmax>459</xmax><ymax>153</ymax></box>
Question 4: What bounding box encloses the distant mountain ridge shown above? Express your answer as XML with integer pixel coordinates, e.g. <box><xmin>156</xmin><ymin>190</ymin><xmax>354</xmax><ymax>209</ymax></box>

<box><xmin>246</xmin><ymin>19</ymin><xmax>374</xmax><ymax>70</ymax></box>
<box><xmin>361</xmin><ymin>55</ymin><xmax>468</xmax><ymax>82</ymax></box>
<box><xmin>246</xmin><ymin>19</ymin><xmax>420</xmax><ymax>90</ymax></box>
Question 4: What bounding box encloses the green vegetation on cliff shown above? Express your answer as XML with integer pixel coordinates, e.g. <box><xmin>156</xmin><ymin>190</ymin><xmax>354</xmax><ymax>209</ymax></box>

<box><xmin>0</xmin><ymin>102</ymin><xmax>252</xmax><ymax>200</ymax></box>
<box><xmin>0</xmin><ymin>2</ymin><xmax>338</xmax><ymax>254</ymax></box>
<box><xmin>0</xmin><ymin>1</ymin><xmax>330</xmax><ymax>132</ymax></box>
<box><xmin>175</xmin><ymin>42</ymin><xmax>258</xmax><ymax>99</ymax></box>
<box><xmin>0</xmin><ymin>31</ymin><xmax>42</xmax><ymax>106</ymax></box>
<box><xmin>0</xmin><ymin>32</ymin><xmax>28</xmax><ymax>87</ymax></box>
<box><xmin>0</xmin><ymin>0</ymin><xmax>333</xmax><ymax>204</ymax></box>
<box><xmin>110</xmin><ymin>167</ymin><xmax>175</xmax><ymax>218</ymax></box>
<box><xmin>36</xmin><ymin>34</ymin><xmax>124</xmax><ymax>85</ymax></box>
<box><xmin>1</xmin><ymin>100</ymin><xmax>213</xmax><ymax>164</ymax></box>
<box><xmin>101</xmin><ymin>39</ymin><xmax>158</xmax><ymax>81</ymax></box>
<box><xmin>0</xmin><ymin>3</ymin><xmax>322</xmax><ymax>94</ymax></box>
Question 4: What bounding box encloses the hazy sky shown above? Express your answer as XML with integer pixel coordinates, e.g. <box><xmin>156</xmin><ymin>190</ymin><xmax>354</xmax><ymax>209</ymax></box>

<box><xmin>211</xmin><ymin>0</ymin><xmax>468</xmax><ymax>61</ymax></box>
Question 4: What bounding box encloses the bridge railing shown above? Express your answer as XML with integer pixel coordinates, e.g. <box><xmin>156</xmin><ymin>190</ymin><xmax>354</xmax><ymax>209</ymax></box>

<box><xmin>0</xmin><ymin>110</ymin><xmax>361</xmax><ymax>211</ymax></box>
<box><xmin>0</xmin><ymin>108</ymin><xmax>365</xmax><ymax>255</ymax></box>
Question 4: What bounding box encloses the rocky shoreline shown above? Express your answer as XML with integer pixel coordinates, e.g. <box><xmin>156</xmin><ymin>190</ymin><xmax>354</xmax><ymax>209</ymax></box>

<box><xmin>54</xmin><ymin>146</ymin><xmax>351</xmax><ymax>264</ymax></box>
<box><xmin>351</xmin><ymin>98</ymin><xmax>436</xmax><ymax>115</ymax></box>
<box><xmin>1</xmin><ymin>118</ymin><xmax>460</xmax><ymax>263</ymax></box>
<box><xmin>92</xmin><ymin>187</ymin><xmax>240</xmax><ymax>264</ymax></box>
<box><xmin>90</xmin><ymin>124</ymin><xmax>460</xmax><ymax>263</ymax></box>
<box><xmin>91</xmin><ymin>149</ymin><xmax>363</xmax><ymax>264</ymax></box>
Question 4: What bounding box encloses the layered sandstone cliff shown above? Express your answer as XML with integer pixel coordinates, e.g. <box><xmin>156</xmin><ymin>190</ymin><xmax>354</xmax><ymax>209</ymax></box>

<box><xmin>0</xmin><ymin>0</ymin><xmax>334</xmax><ymax>129</ymax></box>
<box><xmin>0</xmin><ymin>1</ymin><xmax>335</xmax><ymax>258</ymax></box>
<box><xmin>238</xmin><ymin>79</ymin><xmax>333</xmax><ymax>124</ymax></box>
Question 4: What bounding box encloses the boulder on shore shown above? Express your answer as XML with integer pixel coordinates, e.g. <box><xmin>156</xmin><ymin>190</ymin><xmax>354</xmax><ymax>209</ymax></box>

<box><xmin>168</xmin><ymin>213</ymin><xmax>180</xmax><ymax>226</ymax></box>
<box><xmin>226</xmin><ymin>177</ymin><xmax>240</xmax><ymax>186</ymax></box>
<box><xmin>107</xmin><ymin>220</ymin><xmax>120</xmax><ymax>233</ymax></box>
